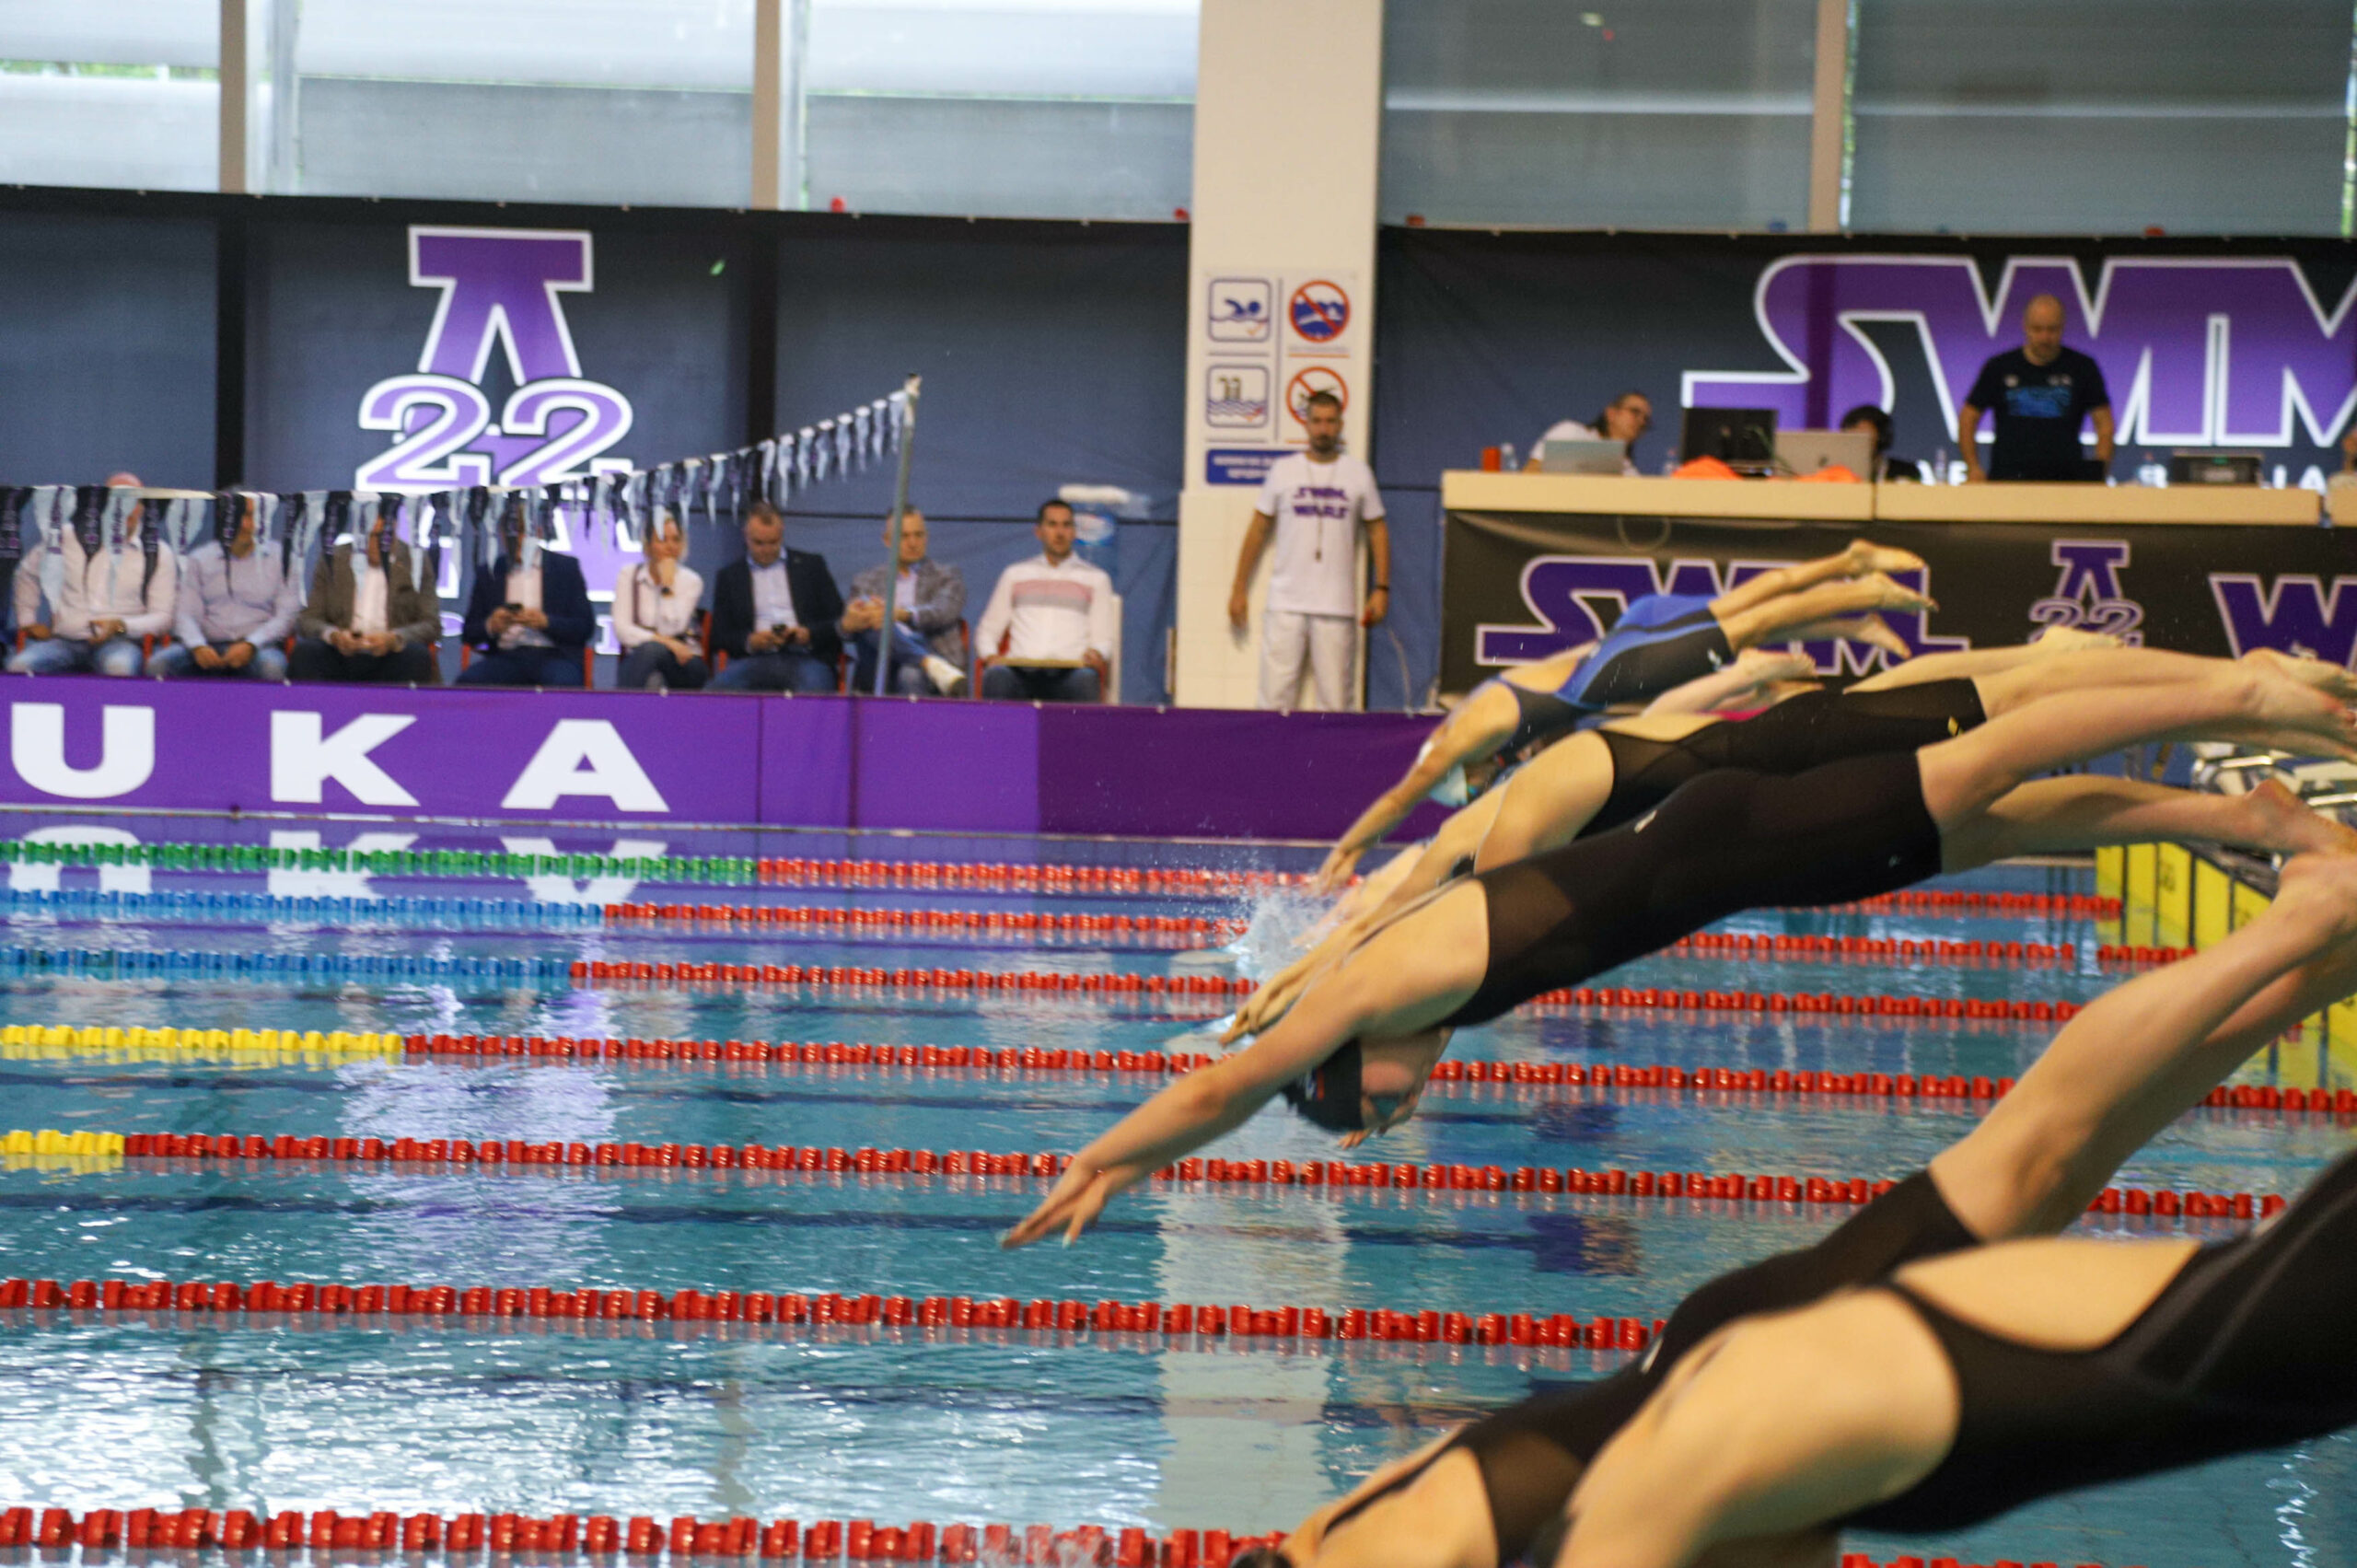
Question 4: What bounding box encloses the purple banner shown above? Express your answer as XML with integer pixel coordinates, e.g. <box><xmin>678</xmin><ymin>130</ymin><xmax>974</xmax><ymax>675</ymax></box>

<box><xmin>0</xmin><ymin>681</ymin><xmax>1445</xmax><ymax>842</ymax></box>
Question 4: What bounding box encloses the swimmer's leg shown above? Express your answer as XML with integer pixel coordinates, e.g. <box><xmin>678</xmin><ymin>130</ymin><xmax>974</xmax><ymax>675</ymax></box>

<box><xmin>1704</xmin><ymin>540</ymin><xmax>1921</xmax><ymax>619</ymax></box>
<box><xmin>1933</xmin><ymin>849</ymin><xmax>2357</xmax><ymax>1239</ymax></box>
<box><xmin>1939</xmin><ymin>774</ymin><xmax>2357</xmax><ymax>871</ymax></box>
<box><xmin>1715</xmin><ymin>574</ymin><xmax>1933</xmax><ymax>653</ymax></box>
<box><xmin>1915</xmin><ymin>666</ymin><xmax>2357</xmax><ymax>835</ymax></box>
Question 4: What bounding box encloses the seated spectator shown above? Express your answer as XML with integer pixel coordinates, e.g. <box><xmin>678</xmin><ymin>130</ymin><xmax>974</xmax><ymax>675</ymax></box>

<box><xmin>7</xmin><ymin>473</ymin><xmax>177</xmax><ymax>678</ymax></box>
<box><xmin>1839</xmin><ymin>403</ymin><xmax>1923</xmax><ymax>482</ymax></box>
<box><xmin>455</xmin><ymin>501</ymin><xmax>595</xmax><ymax>688</ymax></box>
<box><xmin>976</xmin><ymin>499</ymin><xmax>1115</xmax><ymax>703</ymax></box>
<box><xmin>711</xmin><ymin>501</ymin><xmax>843</xmax><ymax>693</ymax></box>
<box><xmin>843</xmin><ymin>508</ymin><xmax>967</xmax><ymax>696</ymax></box>
<box><xmin>613</xmin><ymin>510</ymin><xmax>708</xmax><ymax>691</ymax></box>
<box><xmin>1527</xmin><ymin>391</ymin><xmax>1651</xmax><ymax>473</ymax></box>
<box><xmin>288</xmin><ymin>501</ymin><xmax>440</xmax><ymax>683</ymax></box>
<box><xmin>149</xmin><ymin>494</ymin><xmax>299</xmax><ymax>680</ymax></box>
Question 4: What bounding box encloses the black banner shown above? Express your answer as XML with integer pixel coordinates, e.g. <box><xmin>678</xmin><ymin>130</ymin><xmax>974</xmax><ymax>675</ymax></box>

<box><xmin>1441</xmin><ymin>510</ymin><xmax>2357</xmax><ymax>694</ymax></box>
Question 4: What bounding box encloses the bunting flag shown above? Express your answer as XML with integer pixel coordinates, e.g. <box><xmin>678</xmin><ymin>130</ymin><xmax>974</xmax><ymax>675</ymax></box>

<box><xmin>0</xmin><ymin>389</ymin><xmax>909</xmax><ymax>601</ymax></box>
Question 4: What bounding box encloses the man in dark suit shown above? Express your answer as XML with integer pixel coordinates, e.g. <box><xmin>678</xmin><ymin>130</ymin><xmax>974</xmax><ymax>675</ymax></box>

<box><xmin>288</xmin><ymin>502</ymin><xmax>441</xmax><ymax>683</ymax></box>
<box><xmin>455</xmin><ymin>501</ymin><xmax>596</xmax><ymax>687</ymax></box>
<box><xmin>711</xmin><ymin>500</ymin><xmax>843</xmax><ymax>692</ymax></box>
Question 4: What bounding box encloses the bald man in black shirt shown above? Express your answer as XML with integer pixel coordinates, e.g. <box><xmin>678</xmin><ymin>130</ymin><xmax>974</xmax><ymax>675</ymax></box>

<box><xmin>1959</xmin><ymin>293</ymin><xmax>2116</xmax><ymax>482</ymax></box>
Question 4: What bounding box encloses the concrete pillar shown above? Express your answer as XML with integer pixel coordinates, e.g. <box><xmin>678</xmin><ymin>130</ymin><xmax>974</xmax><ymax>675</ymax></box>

<box><xmin>1173</xmin><ymin>0</ymin><xmax>1385</xmax><ymax>708</ymax></box>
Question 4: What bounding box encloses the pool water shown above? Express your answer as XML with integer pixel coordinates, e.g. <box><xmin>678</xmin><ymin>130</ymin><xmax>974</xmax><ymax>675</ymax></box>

<box><xmin>0</xmin><ymin>816</ymin><xmax>2346</xmax><ymax>1568</ymax></box>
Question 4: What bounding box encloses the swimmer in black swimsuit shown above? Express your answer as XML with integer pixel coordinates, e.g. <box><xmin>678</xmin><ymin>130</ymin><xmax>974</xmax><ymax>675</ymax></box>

<box><xmin>1242</xmin><ymin>645</ymin><xmax>2357</xmax><ymax>1040</ymax></box>
<box><xmin>1003</xmin><ymin>661</ymin><xmax>2357</xmax><ymax>1251</ymax></box>
<box><xmin>1315</xmin><ymin>541</ymin><xmax>1941</xmax><ymax>891</ymax></box>
<box><xmin>1237</xmin><ymin>850</ymin><xmax>2357</xmax><ymax>1568</ymax></box>
<box><xmin>1544</xmin><ymin>856</ymin><xmax>2357</xmax><ymax>1568</ymax></box>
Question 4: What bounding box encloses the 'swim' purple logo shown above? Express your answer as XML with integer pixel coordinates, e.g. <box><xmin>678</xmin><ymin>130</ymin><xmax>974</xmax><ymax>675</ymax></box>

<box><xmin>1476</xmin><ymin>555</ymin><xmax>1961</xmax><ymax>674</ymax></box>
<box><xmin>1685</xmin><ymin>254</ymin><xmax>2357</xmax><ymax>449</ymax></box>
<box><xmin>355</xmin><ymin>227</ymin><xmax>635</xmax><ymax>492</ymax></box>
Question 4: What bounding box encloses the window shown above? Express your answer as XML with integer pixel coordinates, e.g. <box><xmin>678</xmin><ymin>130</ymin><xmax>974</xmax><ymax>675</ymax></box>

<box><xmin>1380</xmin><ymin>0</ymin><xmax>1817</xmax><ymax>230</ymax></box>
<box><xmin>1849</xmin><ymin>0</ymin><xmax>2356</xmax><ymax>236</ymax></box>
<box><xmin>0</xmin><ymin>0</ymin><xmax>219</xmax><ymax>192</ymax></box>
<box><xmin>794</xmin><ymin>0</ymin><xmax>1198</xmax><ymax>220</ymax></box>
<box><xmin>252</xmin><ymin>0</ymin><xmax>755</xmax><ymax>205</ymax></box>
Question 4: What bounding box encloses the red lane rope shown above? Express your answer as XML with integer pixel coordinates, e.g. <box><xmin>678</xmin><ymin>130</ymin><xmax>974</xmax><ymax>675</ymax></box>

<box><xmin>604</xmin><ymin>902</ymin><xmax>1238</xmax><ymax>948</ymax></box>
<box><xmin>0</xmin><ymin>1507</ymin><xmax>2126</xmax><ymax>1568</ymax></box>
<box><xmin>120</xmin><ymin>1129</ymin><xmax>2290</xmax><ymax>1221</ymax></box>
<box><xmin>745</xmin><ymin>858</ymin><xmax>2119</xmax><ymax>923</ymax></box>
<box><xmin>401</xmin><ymin>1034</ymin><xmax>2342</xmax><ymax>1121</ymax></box>
<box><xmin>0</xmin><ymin>1273</ymin><xmax>1660</xmax><ymax>1352</ymax></box>
<box><xmin>0</xmin><ymin>1510</ymin><xmax>2137</xmax><ymax>1568</ymax></box>
<box><xmin>563</xmin><ymin>965</ymin><xmax>2084</xmax><ymax>1024</ymax></box>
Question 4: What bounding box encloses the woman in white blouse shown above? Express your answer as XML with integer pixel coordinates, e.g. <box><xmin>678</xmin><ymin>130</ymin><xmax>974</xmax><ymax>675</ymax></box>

<box><xmin>613</xmin><ymin>512</ymin><xmax>709</xmax><ymax>691</ymax></box>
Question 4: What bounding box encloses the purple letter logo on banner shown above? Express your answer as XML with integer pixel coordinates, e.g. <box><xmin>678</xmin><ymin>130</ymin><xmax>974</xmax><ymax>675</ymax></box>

<box><xmin>2031</xmin><ymin>540</ymin><xmax>2144</xmax><ymax>644</ymax></box>
<box><xmin>2209</xmin><ymin>574</ymin><xmax>2357</xmax><ymax>665</ymax></box>
<box><xmin>357</xmin><ymin>227</ymin><xmax>634</xmax><ymax>492</ymax></box>
<box><xmin>1685</xmin><ymin>255</ymin><xmax>2357</xmax><ymax>449</ymax></box>
<box><xmin>1478</xmin><ymin>555</ymin><xmax>1961</xmax><ymax>673</ymax></box>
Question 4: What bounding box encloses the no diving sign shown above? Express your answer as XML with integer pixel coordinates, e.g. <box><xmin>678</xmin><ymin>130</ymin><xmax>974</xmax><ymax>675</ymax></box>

<box><xmin>1289</xmin><ymin>280</ymin><xmax>1350</xmax><ymax>345</ymax></box>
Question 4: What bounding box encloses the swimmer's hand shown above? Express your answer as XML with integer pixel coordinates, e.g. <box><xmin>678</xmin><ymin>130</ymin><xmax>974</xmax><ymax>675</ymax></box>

<box><xmin>1841</xmin><ymin>540</ymin><xmax>1927</xmax><ymax>577</ymax></box>
<box><xmin>1002</xmin><ymin>1163</ymin><xmax>1119</xmax><ymax>1249</ymax></box>
<box><xmin>1313</xmin><ymin>842</ymin><xmax>1363</xmax><ymax>893</ymax></box>
<box><xmin>1225</xmin><ymin>954</ymin><xmax>1321</xmax><ymax>1041</ymax></box>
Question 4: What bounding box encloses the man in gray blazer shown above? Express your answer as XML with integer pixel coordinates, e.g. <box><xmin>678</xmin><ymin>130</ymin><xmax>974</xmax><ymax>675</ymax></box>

<box><xmin>842</xmin><ymin>509</ymin><xmax>968</xmax><ymax>695</ymax></box>
<box><xmin>287</xmin><ymin>508</ymin><xmax>441</xmax><ymax>683</ymax></box>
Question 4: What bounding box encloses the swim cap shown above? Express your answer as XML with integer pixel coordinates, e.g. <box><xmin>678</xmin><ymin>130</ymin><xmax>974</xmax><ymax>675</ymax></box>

<box><xmin>1429</xmin><ymin>763</ymin><xmax>1471</xmax><ymax>809</ymax></box>
<box><xmin>1280</xmin><ymin>1040</ymin><xmax>1365</xmax><ymax>1132</ymax></box>
<box><xmin>1229</xmin><ymin>1550</ymin><xmax>1290</xmax><ymax>1568</ymax></box>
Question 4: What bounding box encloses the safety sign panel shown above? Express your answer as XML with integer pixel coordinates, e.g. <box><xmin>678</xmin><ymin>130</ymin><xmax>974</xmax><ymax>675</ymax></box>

<box><xmin>1191</xmin><ymin>265</ymin><xmax>1363</xmax><ymax>480</ymax></box>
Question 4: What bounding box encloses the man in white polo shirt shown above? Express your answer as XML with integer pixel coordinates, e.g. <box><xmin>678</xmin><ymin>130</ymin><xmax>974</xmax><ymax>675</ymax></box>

<box><xmin>1228</xmin><ymin>390</ymin><xmax>1389</xmax><ymax>711</ymax></box>
<box><xmin>976</xmin><ymin>499</ymin><xmax>1117</xmax><ymax>703</ymax></box>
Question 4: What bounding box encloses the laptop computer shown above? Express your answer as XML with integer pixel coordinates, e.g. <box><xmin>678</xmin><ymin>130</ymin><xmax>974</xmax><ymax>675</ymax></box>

<box><xmin>1680</xmin><ymin>407</ymin><xmax>1779</xmax><ymax>470</ymax></box>
<box><xmin>1775</xmin><ymin>428</ymin><xmax>1877</xmax><ymax>478</ymax></box>
<box><xmin>1538</xmin><ymin>438</ymin><xmax>1629</xmax><ymax>475</ymax></box>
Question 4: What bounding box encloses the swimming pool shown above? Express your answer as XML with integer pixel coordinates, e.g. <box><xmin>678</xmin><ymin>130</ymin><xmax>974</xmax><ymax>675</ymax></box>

<box><xmin>0</xmin><ymin>815</ymin><xmax>2343</xmax><ymax>1568</ymax></box>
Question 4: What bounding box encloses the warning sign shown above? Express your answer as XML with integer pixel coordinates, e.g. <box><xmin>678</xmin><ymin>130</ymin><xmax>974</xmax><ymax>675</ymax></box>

<box><xmin>1288</xmin><ymin>280</ymin><xmax>1350</xmax><ymax>344</ymax></box>
<box><xmin>1285</xmin><ymin>366</ymin><xmax>1349</xmax><ymax>429</ymax></box>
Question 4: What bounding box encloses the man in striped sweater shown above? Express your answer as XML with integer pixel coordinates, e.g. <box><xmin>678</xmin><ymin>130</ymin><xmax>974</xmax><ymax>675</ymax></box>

<box><xmin>975</xmin><ymin>500</ymin><xmax>1116</xmax><ymax>703</ymax></box>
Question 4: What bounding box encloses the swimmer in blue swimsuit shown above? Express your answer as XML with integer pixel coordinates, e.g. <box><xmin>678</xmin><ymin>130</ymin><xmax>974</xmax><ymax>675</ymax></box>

<box><xmin>1317</xmin><ymin>540</ymin><xmax>1939</xmax><ymax>889</ymax></box>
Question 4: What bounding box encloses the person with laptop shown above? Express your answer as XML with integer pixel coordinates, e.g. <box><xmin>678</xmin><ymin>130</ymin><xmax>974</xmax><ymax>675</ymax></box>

<box><xmin>1527</xmin><ymin>390</ymin><xmax>1651</xmax><ymax>474</ymax></box>
<box><xmin>1957</xmin><ymin>294</ymin><xmax>2114</xmax><ymax>482</ymax></box>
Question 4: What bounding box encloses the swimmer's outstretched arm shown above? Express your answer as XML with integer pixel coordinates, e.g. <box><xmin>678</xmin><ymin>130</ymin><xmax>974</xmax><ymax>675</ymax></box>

<box><xmin>1239</xmin><ymin>789</ymin><xmax>1516</xmax><ymax>1040</ymax></box>
<box><xmin>1317</xmin><ymin>688</ymin><xmax>1523</xmax><ymax>892</ymax></box>
<box><xmin>1006</xmin><ymin>885</ymin><xmax>1489</xmax><ymax>1249</ymax></box>
<box><xmin>1705</xmin><ymin>540</ymin><xmax>1922</xmax><ymax>619</ymax></box>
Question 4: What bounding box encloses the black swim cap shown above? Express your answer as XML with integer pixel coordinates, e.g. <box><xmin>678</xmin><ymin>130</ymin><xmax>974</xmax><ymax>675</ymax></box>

<box><xmin>1279</xmin><ymin>1040</ymin><xmax>1364</xmax><ymax>1132</ymax></box>
<box><xmin>1229</xmin><ymin>1550</ymin><xmax>1290</xmax><ymax>1568</ymax></box>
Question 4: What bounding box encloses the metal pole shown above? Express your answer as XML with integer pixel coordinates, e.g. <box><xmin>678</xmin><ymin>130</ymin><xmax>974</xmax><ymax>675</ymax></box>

<box><xmin>871</xmin><ymin>374</ymin><xmax>923</xmax><ymax>695</ymax></box>
<box><xmin>752</xmin><ymin>0</ymin><xmax>782</xmax><ymax>210</ymax></box>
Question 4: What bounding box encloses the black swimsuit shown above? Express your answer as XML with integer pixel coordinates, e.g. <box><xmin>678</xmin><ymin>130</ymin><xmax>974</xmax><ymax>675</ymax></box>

<box><xmin>1586</xmin><ymin>679</ymin><xmax>1985</xmax><ymax>836</ymax></box>
<box><xmin>1324</xmin><ymin>1173</ymin><xmax>1977</xmax><ymax>1560</ymax></box>
<box><xmin>1443</xmin><ymin>749</ymin><xmax>1944</xmax><ymax>1029</ymax></box>
<box><xmin>1850</xmin><ymin>1145</ymin><xmax>2357</xmax><ymax>1534</ymax></box>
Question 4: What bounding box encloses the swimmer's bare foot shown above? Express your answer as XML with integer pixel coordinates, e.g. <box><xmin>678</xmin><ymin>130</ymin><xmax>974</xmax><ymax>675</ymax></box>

<box><xmin>1860</xmin><ymin>572</ymin><xmax>1938</xmax><ymax>616</ymax></box>
<box><xmin>2225</xmin><ymin>667</ymin><xmax>2357</xmax><ymax>762</ymax></box>
<box><xmin>2027</xmin><ymin>625</ymin><xmax>2123</xmax><ymax>654</ymax></box>
<box><xmin>2242</xmin><ymin>646</ymin><xmax>2357</xmax><ymax>704</ymax></box>
<box><xmin>2235</xmin><ymin>776</ymin><xmax>2357</xmax><ymax>858</ymax></box>
<box><xmin>1841</xmin><ymin>540</ymin><xmax>1927</xmax><ymax>577</ymax></box>
<box><xmin>1823</xmin><ymin>615</ymin><xmax>1910</xmax><ymax>661</ymax></box>
<box><xmin>2269</xmin><ymin>850</ymin><xmax>2357</xmax><ymax>942</ymax></box>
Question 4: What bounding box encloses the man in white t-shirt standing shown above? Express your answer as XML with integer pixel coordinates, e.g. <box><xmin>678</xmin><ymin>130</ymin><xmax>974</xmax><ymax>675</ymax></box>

<box><xmin>1228</xmin><ymin>390</ymin><xmax>1390</xmax><ymax>711</ymax></box>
